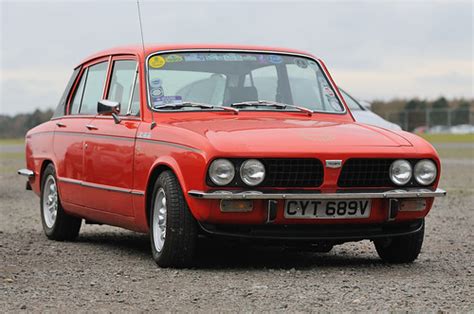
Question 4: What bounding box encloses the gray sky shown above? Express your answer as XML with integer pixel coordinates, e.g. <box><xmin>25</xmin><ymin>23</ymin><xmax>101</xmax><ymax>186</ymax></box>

<box><xmin>1</xmin><ymin>0</ymin><xmax>473</xmax><ymax>115</ymax></box>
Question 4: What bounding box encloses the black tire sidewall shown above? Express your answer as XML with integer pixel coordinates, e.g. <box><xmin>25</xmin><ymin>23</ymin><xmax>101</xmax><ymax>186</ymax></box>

<box><xmin>149</xmin><ymin>171</ymin><xmax>197</xmax><ymax>267</ymax></box>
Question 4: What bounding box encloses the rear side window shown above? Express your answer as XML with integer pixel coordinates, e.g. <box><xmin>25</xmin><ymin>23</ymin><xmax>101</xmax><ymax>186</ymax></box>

<box><xmin>107</xmin><ymin>60</ymin><xmax>139</xmax><ymax>115</ymax></box>
<box><xmin>79</xmin><ymin>62</ymin><xmax>108</xmax><ymax>114</ymax></box>
<box><xmin>53</xmin><ymin>68</ymin><xmax>80</xmax><ymax>118</ymax></box>
<box><xmin>69</xmin><ymin>69</ymin><xmax>87</xmax><ymax>115</ymax></box>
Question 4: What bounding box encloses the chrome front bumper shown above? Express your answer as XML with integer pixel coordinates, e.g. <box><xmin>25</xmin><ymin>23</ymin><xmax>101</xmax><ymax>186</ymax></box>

<box><xmin>17</xmin><ymin>168</ymin><xmax>35</xmax><ymax>178</ymax></box>
<box><xmin>188</xmin><ymin>188</ymin><xmax>447</xmax><ymax>200</ymax></box>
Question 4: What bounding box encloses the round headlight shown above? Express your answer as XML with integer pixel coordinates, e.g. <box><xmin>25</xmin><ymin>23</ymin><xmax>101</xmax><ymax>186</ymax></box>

<box><xmin>389</xmin><ymin>159</ymin><xmax>412</xmax><ymax>186</ymax></box>
<box><xmin>414</xmin><ymin>159</ymin><xmax>437</xmax><ymax>185</ymax></box>
<box><xmin>240</xmin><ymin>159</ymin><xmax>265</xmax><ymax>186</ymax></box>
<box><xmin>209</xmin><ymin>159</ymin><xmax>235</xmax><ymax>186</ymax></box>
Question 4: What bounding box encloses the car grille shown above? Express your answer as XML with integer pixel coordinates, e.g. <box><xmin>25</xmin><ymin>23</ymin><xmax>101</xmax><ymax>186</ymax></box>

<box><xmin>338</xmin><ymin>158</ymin><xmax>394</xmax><ymax>187</ymax></box>
<box><xmin>261</xmin><ymin>158</ymin><xmax>324</xmax><ymax>187</ymax></box>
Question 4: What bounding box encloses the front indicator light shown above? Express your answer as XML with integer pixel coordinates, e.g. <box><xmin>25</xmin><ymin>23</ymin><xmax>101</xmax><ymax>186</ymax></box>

<box><xmin>220</xmin><ymin>200</ymin><xmax>253</xmax><ymax>212</ymax></box>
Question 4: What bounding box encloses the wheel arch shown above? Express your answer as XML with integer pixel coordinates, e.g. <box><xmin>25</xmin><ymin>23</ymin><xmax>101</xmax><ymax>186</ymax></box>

<box><xmin>39</xmin><ymin>159</ymin><xmax>55</xmax><ymax>191</ymax></box>
<box><xmin>144</xmin><ymin>159</ymin><xmax>187</xmax><ymax>228</ymax></box>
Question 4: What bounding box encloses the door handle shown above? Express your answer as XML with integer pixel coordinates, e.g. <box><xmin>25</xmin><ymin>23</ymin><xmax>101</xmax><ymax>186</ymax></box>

<box><xmin>56</xmin><ymin>122</ymin><xmax>66</xmax><ymax>128</ymax></box>
<box><xmin>86</xmin><ymin>124</ymin><xmax>98</xmax><ymax>130</ymax></box>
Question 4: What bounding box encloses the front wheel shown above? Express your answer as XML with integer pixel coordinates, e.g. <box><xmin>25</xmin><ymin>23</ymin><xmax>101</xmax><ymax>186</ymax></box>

<box><xmin>150</xmin><ymin>171</ymin><xmax>197</xmax><ymax>268</ymax></box>
<box><xmin>374</xmin><ymin>220</ymin><xmax>424</xmax><ymax>263</ymax></box>
<box><xmin>40</xmin><ymin>164</ymin><xmax>82</xmax><ymax>241</ymax></box>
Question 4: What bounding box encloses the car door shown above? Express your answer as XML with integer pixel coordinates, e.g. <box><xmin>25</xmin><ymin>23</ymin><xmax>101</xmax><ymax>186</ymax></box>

<box><xmin>53</xmin><ymin>64</ymin><xmax>97</xmax><ymax>207</ymax></box>
<box><xmin>82</xmin><ymin>56</ymin><xmax>141</xmax><ymax>217</ymax></box>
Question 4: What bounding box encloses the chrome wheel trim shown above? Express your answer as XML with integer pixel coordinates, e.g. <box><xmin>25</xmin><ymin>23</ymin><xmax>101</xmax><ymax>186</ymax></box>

<box><xmin>42</xmin><ymin>175</ymin><xmax>58</xmax><ymax>229</ymax></box>
<box><xmin>153</xmin><ymin>188</ymin><xmax>167</xmax><ymax>252</ymax></box>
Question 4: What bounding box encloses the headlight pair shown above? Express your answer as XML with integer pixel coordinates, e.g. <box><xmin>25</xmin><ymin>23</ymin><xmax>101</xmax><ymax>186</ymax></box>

<box><xmin>209</xmin><ymin>159</ymin><xmax>265</xmax><ymax>186</ymax></box>
<box><xmin>389</xmin><ymin>159</ymin><xmax>437</xmax><ymax>186</ymax></box>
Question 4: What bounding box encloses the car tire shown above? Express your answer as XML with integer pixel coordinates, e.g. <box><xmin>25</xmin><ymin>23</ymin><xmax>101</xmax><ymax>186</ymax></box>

<box><xmin>150</xmin><ymin>171</ymin><xmax>197</xmax><ymax>268</ymax></box>
<box><xmin>40</xmin><ymin>163</ymin><xmax>82</xmax><ymax>241</ymax></box>
<box><xmin>374</xmin><ymin>220</ymin><xmax>424</xmax><ymax>263</ymax></box>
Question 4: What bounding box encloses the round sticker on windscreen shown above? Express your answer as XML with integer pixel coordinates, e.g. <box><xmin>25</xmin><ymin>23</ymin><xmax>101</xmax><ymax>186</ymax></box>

<box><xmin>294</xmin><ymin>58</ymin><xmax>308</xmax><ymax>68</ymax></box>
<box><xmin>149</xmin><ymin>56</ymin><xmax>166</xmax><ymax>68</ymax></box>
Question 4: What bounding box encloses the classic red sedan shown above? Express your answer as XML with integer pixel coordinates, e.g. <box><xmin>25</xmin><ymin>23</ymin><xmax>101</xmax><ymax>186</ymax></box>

<box><xmin>18</xmin><ymin>45</ymin><xmax>446</xmax><ymax>267</ymax></box>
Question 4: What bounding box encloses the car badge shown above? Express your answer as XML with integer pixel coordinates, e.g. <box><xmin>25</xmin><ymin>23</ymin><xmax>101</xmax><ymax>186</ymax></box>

<box><xmin>326</xmin><ymin>160</ymin><xmax>342</xmax><ymax>168</ymax></box>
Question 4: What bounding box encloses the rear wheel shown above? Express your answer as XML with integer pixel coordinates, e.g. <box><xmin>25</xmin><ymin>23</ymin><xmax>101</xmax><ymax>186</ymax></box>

<box><xmin>40</xmin><ymin>164</ymin><xmax>81</xmax><ymax>241</ymax></box>
<box><xmin>150</xmin><ymin>171</ymin><xmax>197</xmax><ymax>268</ymax></box>
<box><xmin>374</xmin><ymin>220</ymin><xmax>424</xmax><ymax>263</ymax></box>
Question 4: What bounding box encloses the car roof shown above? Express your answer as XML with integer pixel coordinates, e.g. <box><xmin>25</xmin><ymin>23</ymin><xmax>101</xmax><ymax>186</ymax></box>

<box><xmin>78</xmin><ymin>44</ymin><xmax>319</xmax><ymax>67</ymax></box>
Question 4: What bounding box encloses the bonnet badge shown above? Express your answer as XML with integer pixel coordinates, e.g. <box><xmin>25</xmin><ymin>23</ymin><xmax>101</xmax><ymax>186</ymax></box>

<box><xmin>326</xmin><ymin>160</ymin><xmax>342</xmax><ymax>168</ymax></box>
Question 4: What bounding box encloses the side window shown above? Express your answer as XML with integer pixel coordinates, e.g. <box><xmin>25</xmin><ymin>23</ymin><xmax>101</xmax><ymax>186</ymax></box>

<box><xmin>107</xmin><ymin>60</ymin><xmax>138</xmax><ymax>115</ymax></box>
<box><xmin>79</xmin><ymin>62</ymin><xmax>108</xmax><ymax>115</ymax></box>
<box><xmin>53</xmin><ymin>68</ymin><xmax>80</xmax><ymax>118</ymax></box>
<box><xmin>69</xmin><ymin>68</ymin><xmax>87</xmax><ymax>115</ymax></box>
<box><xmin>129</xmin><ymin>76</ymin><xmax>140</xmax><ymax>116</ymax></box>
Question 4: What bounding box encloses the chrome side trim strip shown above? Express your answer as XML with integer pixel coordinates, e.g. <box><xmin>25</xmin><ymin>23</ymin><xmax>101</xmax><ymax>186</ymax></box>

<box><xmin>58</xmin><ymin>177</ymin><xmax>82</xmax><ymax>185</ymax></box>
<box><xmin>188</xmin><ymin>188</ymin><xmax>447</xmax><ymax>200</ymax></box>
<box><xmin>82</xmin><ymin>181</ymin><xmax>131</xmax><ymax>193</ymax></box>
<box><xmin>136</xmin><ymin>138</ymin><xmax>201</xmax><ymax>153</ymax></box>
<box><xmin>57</xmin><ymin>177</ymin><xmax>145</xmax><ymax>196</ymax></box>
<box><xmin>17</xmin><ymin>169</ymin><xmax>35</xmax><ymax>178</ymax></box>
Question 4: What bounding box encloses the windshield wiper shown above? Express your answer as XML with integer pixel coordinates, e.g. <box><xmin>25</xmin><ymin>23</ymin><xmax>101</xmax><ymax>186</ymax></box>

<box><xmin>230</xmin><ymin>100</ymin><xmax>313</xmax><ymax>116</ymax></box>
<box><xmin>154</xmin><ymin>102</ymin><xmax>239</xmax><ymax>114</ymax></box>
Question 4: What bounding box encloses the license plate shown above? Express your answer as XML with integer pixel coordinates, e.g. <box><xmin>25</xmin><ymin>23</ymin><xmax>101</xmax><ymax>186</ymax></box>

<box><xmin>284</xmin><ymin>199</ymin><xmax>371</xmax><ymax>219</ymax></box>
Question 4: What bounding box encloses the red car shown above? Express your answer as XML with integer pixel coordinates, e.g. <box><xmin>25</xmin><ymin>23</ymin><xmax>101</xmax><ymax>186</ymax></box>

<box><xmin>18</xmin><ymin>45</ymin><xmax>446</xmax><ymax>267</ymax></box>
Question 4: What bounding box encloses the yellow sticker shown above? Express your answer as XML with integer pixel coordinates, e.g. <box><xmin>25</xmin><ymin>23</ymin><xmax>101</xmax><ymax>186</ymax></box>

<box><xmin>149</xmin><ymin>56</ymin><xmax>166</xmax><ymax>68</ymax></box>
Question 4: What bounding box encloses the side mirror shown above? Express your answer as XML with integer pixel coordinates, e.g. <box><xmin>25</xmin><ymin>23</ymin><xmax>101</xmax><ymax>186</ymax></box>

<box><xmin>98</xmin><ymin>99</ymin><xmax>121</xmax><ymax>124</ymax></box>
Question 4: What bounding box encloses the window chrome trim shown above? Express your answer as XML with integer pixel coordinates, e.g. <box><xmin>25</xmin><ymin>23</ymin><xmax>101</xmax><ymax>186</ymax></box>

<box><xmin>127</xmin><ymin>64</ymin><xmax>139</xmax><ymax>115</ymax></box>
<box><xmin>144</xmin><ymin>49</ymin><xmax>348</xmax><ymax>115</ymax></box>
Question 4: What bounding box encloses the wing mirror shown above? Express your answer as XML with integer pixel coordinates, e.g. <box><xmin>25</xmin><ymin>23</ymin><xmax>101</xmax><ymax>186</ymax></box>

<box><xmin>98</xmin><ymin>99</ymin><xmax>121</xmax><ymax>124</ymax></box>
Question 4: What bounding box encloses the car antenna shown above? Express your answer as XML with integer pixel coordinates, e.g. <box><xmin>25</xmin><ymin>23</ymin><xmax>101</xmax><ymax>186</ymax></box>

<box><xmin>136</xmin><ymin>0</ymin><xmax>156</xmax><ymax>130</ymax></box>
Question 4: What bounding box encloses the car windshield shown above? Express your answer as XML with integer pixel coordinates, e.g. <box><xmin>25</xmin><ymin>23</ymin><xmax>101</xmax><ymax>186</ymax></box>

<box><xmin>147</xmin><ymin>52</ymin><xmax>345</xmax><ymax>113</ymax></box>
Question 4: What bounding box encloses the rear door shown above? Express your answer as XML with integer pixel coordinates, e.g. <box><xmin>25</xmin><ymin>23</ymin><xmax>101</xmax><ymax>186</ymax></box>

<box><xmin>82</xmin><ymin>56</ymin><xmax>141</xmax><ymax>217</ymax></box>
<box><xmin>53</xmin><ymin>61</ymin><xmax>104</xmax><ymax>206</ymax></box>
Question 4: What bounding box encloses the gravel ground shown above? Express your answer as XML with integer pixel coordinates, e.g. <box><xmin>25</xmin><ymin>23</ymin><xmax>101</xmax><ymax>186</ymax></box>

<box><xmin>1</xmin><ymin>146</ymin><xmax>473</xmax><ymax>312</ymax></box>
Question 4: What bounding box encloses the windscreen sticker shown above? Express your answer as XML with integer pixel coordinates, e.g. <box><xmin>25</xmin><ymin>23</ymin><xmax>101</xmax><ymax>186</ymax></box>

<box><xmin>165</xmin><ymin>54</ymin><xmax>183</xmax><ymax>63</ymax></box>
<box><xmin>323</xmin><ymin>86</ymin><xmax>335</xmax><ymax>97</ymax></box>
<box><xmin>184</xmin><ymin>54</ymin><xmax>206</xmax><ymax>62</ymax></box>
<box><xmin>241</xmin><ymin>54</ymin><xmax>257</xmax><ymax>61</ymax></box>
<box><xmin>205</xmin><ymin>53</ymin><xmax>224</xmax><ymax>61</ymax></box>
<box><xmin>150</xmin><ymin>78</ymin><xmax>162</xmax><ymax>88</ymax></box>
<box><xmin>153</xmin><ymin>96</ymin><xmax>183</xmax><ymax>108</ymax></box>
<box><xmin>294</xmin><ymin>58</ymin><xmax>308</xmax><ymax>68</ymax></box>
<box><xmin>151</xmin><ymin>87</ymin><xmax>164</xmax><ymax>97</ymax></box>
<box><xmin>154</xmin><ymin>53</ymin><xmax>285</xmax><ymax>64</ymax></box>
<box><xmin>268</xmin><ymin>55</ymin><xmax>283</xmax><ymax>64</ymax></box>
<box><xmin>149</xmin><ymin>56</ymin><xmax>166</xmax><ymax>68</ymax></box>
<box><xmin>257</xmin><ymin>55</ymin><xmax>268</xmax><ymax>64</ymax></box>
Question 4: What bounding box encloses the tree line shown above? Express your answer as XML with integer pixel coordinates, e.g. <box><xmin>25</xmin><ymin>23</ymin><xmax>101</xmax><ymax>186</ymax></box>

<box><xmin>371</xmin><ymin>97</ymin><xmax>473</xmax><ymax>131</ymax></box>
<box><xmin>0</xmin><ymin>97</ymin><xmax>472</xmax><ymax>138</ymax></box>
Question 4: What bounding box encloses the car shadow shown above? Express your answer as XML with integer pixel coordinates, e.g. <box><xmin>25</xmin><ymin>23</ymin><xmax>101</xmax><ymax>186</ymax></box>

<box><xmin>74</xmin><ymin>230</ymin><xmax>385</xmax><ymax>270</ymax></box>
